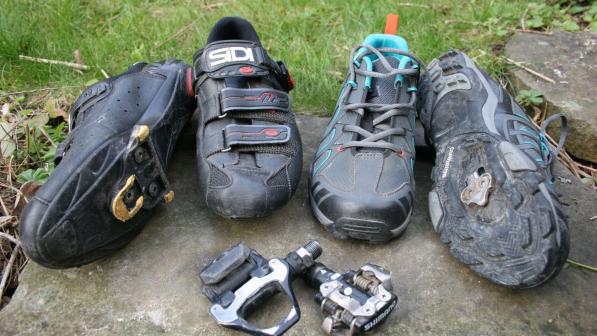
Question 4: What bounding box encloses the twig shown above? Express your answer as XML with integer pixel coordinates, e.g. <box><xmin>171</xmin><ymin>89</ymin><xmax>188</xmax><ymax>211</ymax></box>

<box><xmin>567</xmin><ymin>258</ymin><xmax>597</xmax><ymax>272</ymax></box>
<box><xmin>579</xmin><ymin>164</ymin><xmax>597</xmax><ymax>173</ymax></box>
<box><xmin>0</xmin><ymin>182</ymin><xmax>21</xmax><ymax>196</ymax></box>
<box><xmin>0</xmin><ymin>243</ymin><xmax>20</xmax><ymax>298</ymax></box>
<box><xmin>19</xmin><ymin>55</ymin><xmax>89</xmax><ymax>71</ymax></box>
<box><xmin>397</xmin><ymin>2</ymin><xmax>431</xmax><ymax>8</ymax></box>
<box><xmin>590</xmin><ymin>215</ymin><xmax>597</xmax><ymax>221</ymax></box>
<box><xmin>0</xmin><ymin>85</ymin><xmax>84</xmax><ymax>98</ymax></box>
<box><xmin>0</xmin><ymin>196</ymin><xmax>9</xmax><ymax>217</ymax></box>
<box><xmin>0</xmin><ymin>216</ymin><xmax>16</xmax><ymax>230</ymax></box>
<box><xmin>7</xmin><ymin>152</ymin><xmax>14</xmax><ymax>183</ymax></box>
<box><xmin>520</xmin><ymin>7</ymin><xmax>529</xmax><ymax>31</ymax></box>
<box><xmin>154</xmin><ymin>21</ymin><xmax>195</xmax><ymax>49</ymax></box>
<box><xmin>38</xmin><ymin>126</ymin><xmax>55</xmax><ymax>146</ymax></box>
<box><xmin>511</xmin><ymin>29</ymin><xmax>553</xmax><ymax>36</ymax></box>
<box><xmin>0</xmin><ymin>232</ymin><xmax>19</xmax><ymax>245</ymax></box>
<box><xmin>203</xmin><ymin>2</ymin><xmax>225</xmax><ymax>9</ymax></box>
<box><xmin>502</xmin><ymin>56</ymin><xmax>556</xmax><ymax>84</ymax></box>
<box><xmin>100</xmin><ymin>68</ymin><xmax>110</xmax><ymax>79</ymax></box>
<box><xmin>444</xmin><ymin>19</ymin><xmax>485</xmax><ymax>26</ymax></box>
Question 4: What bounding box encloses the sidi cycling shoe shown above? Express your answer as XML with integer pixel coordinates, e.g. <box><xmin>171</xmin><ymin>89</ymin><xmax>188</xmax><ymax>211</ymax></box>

<box><xmin>193</xmin><ymin>17</ymin><xmax>301</xmax><ymax>218</ymax></box>
<box><xmin>20</xmin><ymin>60</ymin><xmax>195</xmax><ymax>268</ymax></box>
<box><xmin>419</xmin><ymin>50</ymin><xmax>569</xmax><ymax>288</ymax></box>
<box><xmin>309</xmin><ymin>16</ymin><xmax>422</xmax><ymax>243</ymax></box>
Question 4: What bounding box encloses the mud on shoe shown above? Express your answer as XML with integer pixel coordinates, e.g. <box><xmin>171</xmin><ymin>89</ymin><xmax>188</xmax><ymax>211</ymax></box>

<box><xmin>20</xmin><ymin>60</ymin><xmax>196</xmax><ymax>268</ymax></box>
<box><xmin>309</xmin><ymin>16</ymin><xmax>422</xmax><ymax>243</ymax></box>
<box><xmin>193</xmin><ymin>17</ymin><xmax>302</xmax><ymax>218</ymax></box>
<box><xmin>419</xmin><ymin>50</ymin><xmax>570</xmax><ymax>288</ymax></box>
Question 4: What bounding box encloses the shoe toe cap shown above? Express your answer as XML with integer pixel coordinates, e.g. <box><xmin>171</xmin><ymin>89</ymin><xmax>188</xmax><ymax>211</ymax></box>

<box><xmin>311</xmin><ymin>180</ymin><xmax>414</xmax><ymax>242</ymax></box>
<box><xmin>20</xmin><ymin>198</ymin><xmax>79</xmax><ymax>268</ymax></box>
<box><xmin>206</xmin><ymin>168</ymin><xmax>292</xmax><ymax>218</ymax></box>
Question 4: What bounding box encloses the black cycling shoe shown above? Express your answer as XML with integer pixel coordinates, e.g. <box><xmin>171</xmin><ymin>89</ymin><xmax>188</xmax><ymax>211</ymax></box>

<box><xmin>309</xmin><ymin>22</ymin><xmax>421</xmax><ymax>243</ymax></box>
<box><xmin>193</xmin><ymin>17</ymin><xmax>302</xmax><ymax>218</ymax></box>
<box><xmin>20</xmin><ymin>60</ymin><xmax>195</xmax><ymax>268</ymax></box>
<box><xmin>419</xmin><ymin>50</ymin><xmax>569</xmax><ymax>288</ymax></box>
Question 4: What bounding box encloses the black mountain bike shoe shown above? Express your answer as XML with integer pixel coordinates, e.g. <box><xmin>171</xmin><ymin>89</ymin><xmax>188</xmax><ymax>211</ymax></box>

<box><xmin>193</xmin><ymin>17</ymin><xmax>301</xmax><ymax>218</ymax></box>
<box><xmin>20</xmin><ymin>60</ymin><xmax>195</xmax><ymax>268</ymax></box>
<box><xmin>309</xmin><ymin>26</ymin><xmax>421</xmax><ymax>243</ymax></box>
<box><xmin>419</xmin><ymin>50</ymin><xmax>570</xmax><ymax>288</ymax></box>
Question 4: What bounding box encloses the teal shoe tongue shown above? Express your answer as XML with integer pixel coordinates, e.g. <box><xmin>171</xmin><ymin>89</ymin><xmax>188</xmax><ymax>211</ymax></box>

<box><xmin>356</xmin><ymin>33</ymin><xmax>410</xmax><ymax>61</ymax></box>
<box><xmin>354</xmin><ymin>34</ymin><xmax>413</xmax><ymax>87</ymax></box>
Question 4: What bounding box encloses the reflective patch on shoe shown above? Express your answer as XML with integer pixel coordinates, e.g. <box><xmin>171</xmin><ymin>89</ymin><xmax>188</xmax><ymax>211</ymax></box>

<box><xmin>428</xmin><ymin>191</ymin><xmax>443</xmax><ymax>231</ymax></box>
<box><xmin>223</xmin><ymin>124</ymin><xmax>290</xmax><ymax>147</ymax></box>
<box><xmin>498</xmin><ymin>141</ymin><xmax>537</xmax><ymax>172</ymax></box>
<box><xmin>433</xmin><ymin>73</ymin><xmax>471</xmax><ymax>103</ymax></box>
<box><xmin>462</xmin><ymin>53</ymin><xmax>499</xmax><ymax>135</ymax></box>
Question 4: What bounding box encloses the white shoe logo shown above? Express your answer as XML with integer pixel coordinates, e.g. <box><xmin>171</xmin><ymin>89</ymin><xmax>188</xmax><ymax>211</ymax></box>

<box><xmin>208</xmin><ymin>47</ymin><xmax>255</xmax><ymax>67</ymax></box>
<box><xmin>441</xmin><ymin>146</ymin><xmax>455</xmax><ymax>179</ymax></box>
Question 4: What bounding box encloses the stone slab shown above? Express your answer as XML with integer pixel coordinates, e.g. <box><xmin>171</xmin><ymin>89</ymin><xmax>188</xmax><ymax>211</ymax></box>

<box><xmin>505</xmin><ymin>31</ymin><xmax>597</xmax><ymax>163</ymax></box>
<box><xmin>0</xmin><ymin>115</ymin><xmax>596</xmax><ymax>335</ymax></box>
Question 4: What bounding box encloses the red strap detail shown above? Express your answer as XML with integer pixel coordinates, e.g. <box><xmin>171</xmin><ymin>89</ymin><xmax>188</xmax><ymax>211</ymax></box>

<box><xmin>263</xmin><ymin>128</ymin><xmax>280</xmax><ymax>137</ymax></box>
<box><xmin>185</xmin><ymin>68</ymin><xmax>194</xmax><ymax>97</ymax></box>
<box><xmin>384</xmin><ymin>14</ymin><xmax>399</xmax><ymax>35</ymax></box>
<box><xmin>287</xmin><ymin>71</ymin><xmax>295</xmax><ymax>90</ymax></box>
<box><xmin>239</xmin><ymin>66</ymin><xmax>254</xmax><ymax>75</ymax></box>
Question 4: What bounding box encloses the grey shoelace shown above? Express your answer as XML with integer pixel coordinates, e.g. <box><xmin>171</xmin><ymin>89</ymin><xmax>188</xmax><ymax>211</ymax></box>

<box><xmin>341</xmin><ymin>45</ymin><xmax>423</xmax><ymax>153</ymax></box>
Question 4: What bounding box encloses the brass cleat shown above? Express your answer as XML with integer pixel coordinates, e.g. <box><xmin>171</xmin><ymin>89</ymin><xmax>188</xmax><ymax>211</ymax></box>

<box><xmin>163</xmin><ymin>190</ymin><xmax>175</xmax><ymax>204</ymax></box>
<box><xmin>132</xmin><ymin>124</ymin><xmax>150</xmax><ymax>142</ymax></box>
<box><xmin>112</xmin><ymin>175</ymin><xmax>144</xmax><ymax>222</ymax></box>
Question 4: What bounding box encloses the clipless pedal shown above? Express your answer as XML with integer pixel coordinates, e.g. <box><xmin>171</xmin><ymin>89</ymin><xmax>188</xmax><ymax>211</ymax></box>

<box><xmin>199</xmin><ymin>241</ymin><xmax>398</xmax><ymax>335</ymax></box>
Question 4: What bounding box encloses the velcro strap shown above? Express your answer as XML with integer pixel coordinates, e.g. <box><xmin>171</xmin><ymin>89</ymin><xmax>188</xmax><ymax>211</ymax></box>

<box><xmin>221</xmin><ymin>88</ymin><xmax>290</xmax><ymax>113</ymax></box>
<box><xmin>69</xmin><ymin>81</ymin><xmax>111</xmax><ymax>131</ymax></box>
<box><xmin>223</xmin><ymin>125</ymin><xmax>291</xmax><ymax>149</ymax></box>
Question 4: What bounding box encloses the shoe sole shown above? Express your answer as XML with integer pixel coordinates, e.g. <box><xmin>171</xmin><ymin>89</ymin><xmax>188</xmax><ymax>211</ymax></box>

<box><xmin>24</xmin><ymin>65</ymin><xmax>191</xmax><ymax>268</ymax></box>
<box><xmin>425</xmin><ymin>51</ymin><xmax>569</xmax><ymax>288</ymax></box>
<box><xmin>28</xmin><ymin>123</ymin><xmax>177</xmax><ymax>268</ymax></box>
<box><xmin>308</xmin><ymin>186</ymin><xmax>410</xmax><ymax>244</ymax></box>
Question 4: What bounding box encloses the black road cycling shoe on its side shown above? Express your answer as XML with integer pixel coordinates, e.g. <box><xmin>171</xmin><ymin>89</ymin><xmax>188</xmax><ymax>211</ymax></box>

<box><xmin>20</xmin><ymin>60</ymin><xmax>195</xmax><ymax>268</ymax></box>
<box><xmin>193</xmin><ymin>17</ymin><xmax>302</xmax><ymax>218</ymax></box>
<box><xmin>309</xmin><ymin>27</ymin><xmax>422</xmax><ymax>243</ymax></box>
<box><xmin>419</xmin><ymin>50</ymin><xmax>569</xmax><ymax>288</ymax></box>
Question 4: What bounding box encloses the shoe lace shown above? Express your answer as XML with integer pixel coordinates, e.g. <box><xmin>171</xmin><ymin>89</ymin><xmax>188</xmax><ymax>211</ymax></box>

<box><xmin>340</xmin><ymin>45</ymin><xmax>422</xmax><ymax>153</ymax></box>
<box><xmin>512</xmin><ymin>112</ymin><xmax>568</xmax><ymax>167</ymax></box>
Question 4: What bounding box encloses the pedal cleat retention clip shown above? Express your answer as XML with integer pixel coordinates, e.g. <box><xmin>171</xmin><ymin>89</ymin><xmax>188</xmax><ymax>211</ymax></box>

<box><xmin>304</xmin><ymin>263</ymin><xmax>398</xmax><ymax>335</ymax></box>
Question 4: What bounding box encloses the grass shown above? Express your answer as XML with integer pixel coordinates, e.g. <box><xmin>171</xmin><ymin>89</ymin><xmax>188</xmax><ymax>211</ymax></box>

<box><xmin>0</xmin><ymin>0</ymin><xmax>533</xmax><ymax>114</ymax></box>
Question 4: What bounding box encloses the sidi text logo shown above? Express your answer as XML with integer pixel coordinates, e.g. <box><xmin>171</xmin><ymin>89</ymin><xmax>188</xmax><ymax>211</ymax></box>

<box><xmin>208</xmin><ymin>47</ymin><xmax>255</xmax><ymax>67</ymax></box>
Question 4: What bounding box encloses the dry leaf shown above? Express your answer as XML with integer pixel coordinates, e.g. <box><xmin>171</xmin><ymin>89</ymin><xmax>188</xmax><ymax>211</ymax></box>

<box><xmin>0</xmin><ymin>121</ymin><xmax>16</xmax><ymax>158</ymax></box>
<box><xmin>1</xmin><ymin>103</ymin><xmax>9</xmax><ymax>118</ymax></box>
<box><xmin>45</xmin><ymin>97</ymin><xmax>68</xmax><ymax>120</ymax></box>
<box><xmin>13</xmin><ymin>180</ymin><xmax>41</xmax><ymax>217</ymax></box>
<box><xmin>24</xmin><ymin>113</ymin><xmax>49</xmax><ymax>129</ymax></box>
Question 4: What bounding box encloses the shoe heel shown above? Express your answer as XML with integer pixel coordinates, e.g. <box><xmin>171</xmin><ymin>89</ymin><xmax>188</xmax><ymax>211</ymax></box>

<box><xmin>111</xmin><ymin>124</ymin><xmax>173</xmax><ymax>222</ymax></box>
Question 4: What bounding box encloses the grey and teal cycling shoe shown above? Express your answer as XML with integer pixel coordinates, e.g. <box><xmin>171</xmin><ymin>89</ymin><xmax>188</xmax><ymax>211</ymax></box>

<box><xmin>309</xmin><ymin>31</ymin><xmax>421</xmax><ymax>243</ymax></box>
<box><xmin>193</xmin><ymin>17</ymin><xmax>301</xmax><ymax>218</ymax></box>
<box><xmin>419</xmin><ymin>50</ymin><xmax>569</xmax><ymax>288</ymax></box>
<box><xmin>20</xmin><ymin>60</ymin><xmax>195</xmax><ymax>268</ymax></box>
